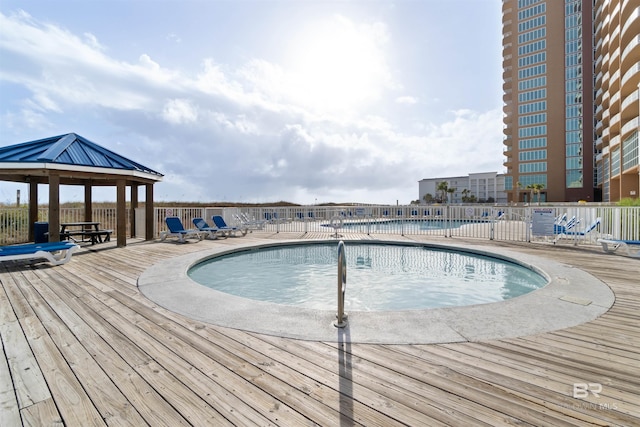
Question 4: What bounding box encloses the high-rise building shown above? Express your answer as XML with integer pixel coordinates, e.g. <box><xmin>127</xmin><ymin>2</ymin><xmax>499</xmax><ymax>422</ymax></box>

<box><xmin>593</xmin><ymin>0</ymin><xmax>640</xmax><ymax>202</ymax></box>
<box><xmin>502</xmin><ymin>0</ymin><xmax>595</xmax><ymax>203</ymax></box>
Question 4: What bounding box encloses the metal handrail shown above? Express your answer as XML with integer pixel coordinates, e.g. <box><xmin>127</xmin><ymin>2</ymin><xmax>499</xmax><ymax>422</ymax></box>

<box><xmin>334</xmin><ymin>240</ymin><xmax>348</xmax><ymax>328</ymax></box>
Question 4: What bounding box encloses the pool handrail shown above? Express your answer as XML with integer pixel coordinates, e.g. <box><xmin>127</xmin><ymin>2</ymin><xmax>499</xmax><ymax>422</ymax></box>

<box><xmin>334</xmin><ymin>240</ymin><xmax>348</xmax><ymax>328</ymax></box>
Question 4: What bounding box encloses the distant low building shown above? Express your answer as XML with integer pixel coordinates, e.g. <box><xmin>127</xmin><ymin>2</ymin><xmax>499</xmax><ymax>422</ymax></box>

<box><xmin>418</xmin><ymin>172</ymin><xmax>507</xmax><ymax>204</ymax></box>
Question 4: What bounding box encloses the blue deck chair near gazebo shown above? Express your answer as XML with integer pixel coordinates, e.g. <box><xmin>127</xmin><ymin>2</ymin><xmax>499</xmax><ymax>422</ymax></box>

<box><xmin>192</xmin><ymin>218</ymin><xmax>226</xmax><ymax>239</ymax></box>
<box><xmin>160</xmin><ymin>217</ymin><xmax>203</xmax><ymax>243</ymax></box>
<box><xmin>0</xmin><ymin>242</ymin><xmax>79</xmax><ymax>266</ymax></box>
<box><xmin>212</xmin><ymin>215</ymin><xmax>248</xmax><ymax>237</ymax></box>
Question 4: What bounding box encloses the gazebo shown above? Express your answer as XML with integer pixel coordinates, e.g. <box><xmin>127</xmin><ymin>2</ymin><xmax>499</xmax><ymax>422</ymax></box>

<box><xmin>0</xmin><ymin>133</ymin><xmax>163</xmax><ymax>247</ymax></box>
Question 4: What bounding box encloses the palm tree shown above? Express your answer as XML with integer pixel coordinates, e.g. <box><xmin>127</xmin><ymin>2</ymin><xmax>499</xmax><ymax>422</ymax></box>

<box><xmin>436</xmin><ymin>182</ymin><xmax>449</xmax><ymax>203</ymax></box>
<box><xmin>461</xmin><ymin>188</ymin><xmax>471</xmax><ymax>203</ymax></box>
<box><xmin>532</xmin><ymin>183</ymin><xmax>545</xmax><ymax>204</ymax></box>
<box><xmin>525</xmin><ymin>183</ymin><xmax>545</xmax><ymax>205</ymax></box>
<box><xmin>515</xmin><ymin>181</ymin><xmax>523</xmax><ymax>204</ymax></box>
<box><xmin>447</xmin><ymin>187</ymin><xmax>456</xmax><ymax>203</ymax></box>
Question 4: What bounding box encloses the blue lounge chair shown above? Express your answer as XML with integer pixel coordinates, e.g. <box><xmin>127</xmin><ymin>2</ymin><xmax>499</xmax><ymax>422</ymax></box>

<box><xmin>597</xmin><ymin>239</ymin><xmax>640</xmax><ymax>258</ymax></box>
<box><xmin>0</xmin><ymin>241</ymin><xmax>79</xmax><ymax>266</ymax></box>
<box><xmin>160</xmin><ymin>217</ymin><xmax>203</xmax><ymax>243</ymax></box>
<box><xmin>554</xmin><ymin>217</ymin><xmax>601</xmax><ymax>242</ymax></box>
<box><xmin>212</xmin><ymin>215</ymin><xmax>247</xmax><ymax>237</ymax></box>
<box><xmin>192</xmin><ymin>218</ymin><xmax>225</xmax><ymax>239</ymax></box>
<box><xmin>553</xmin><ymin>215</ymin><xmax>579</xmax><ymax>234</ymax></box>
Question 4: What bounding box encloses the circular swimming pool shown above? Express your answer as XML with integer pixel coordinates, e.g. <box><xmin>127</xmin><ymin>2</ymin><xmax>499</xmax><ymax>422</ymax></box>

<box><xmin>138</xmin><ymin>238</ymin><xmax>615</xmax><ymax>344</ymax></box>
<box><xmin>188</xmin><ymin>243</ymin><xmax>547</xmax><ymax>311</ymax></box>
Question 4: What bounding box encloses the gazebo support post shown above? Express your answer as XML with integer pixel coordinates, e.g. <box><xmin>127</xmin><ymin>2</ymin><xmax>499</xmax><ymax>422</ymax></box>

<box><xmin>116</xmin><ymin>179</ymin><xmax>126</xmax><ymax>247</ymax></box>
<box><xmin>130</xmin><ymin>184</ymin><xmax>138</xmax><ymax>238</ymax></box>
<box><xmin>84</xmin><ymin>184</ymin><xmax>92</xmax><ymax>222</ymax></box>
<box><xmin>48</xmin><ymin>173</ymin><xmax>61</xmax><ymax>242</ymax></box>
<box><xmin>28</xmin><ymin>180</ymin><xmax>38</xmax><ymax>242</ymax></box>
<box><xmin>145</xmin><ymin>183</ymin><xmax>154</xmax><ymax>241</ymax></box>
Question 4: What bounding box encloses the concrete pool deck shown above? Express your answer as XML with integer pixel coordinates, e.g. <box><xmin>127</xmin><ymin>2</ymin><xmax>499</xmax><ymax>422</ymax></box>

<box><xmin>138</xmin><ymin>238</ymin><xmax>615</xmax><ymax>344</ymax></box>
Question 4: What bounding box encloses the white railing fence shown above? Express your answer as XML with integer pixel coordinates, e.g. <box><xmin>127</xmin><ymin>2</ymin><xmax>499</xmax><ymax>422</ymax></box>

<box><xmin>1</xmin><ymin>204</ymin><xmax>639</xmax><ymax>247</ymax></box>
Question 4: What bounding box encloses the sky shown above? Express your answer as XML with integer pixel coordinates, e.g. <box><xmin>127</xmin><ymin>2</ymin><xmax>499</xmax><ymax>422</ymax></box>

<box><xmin>0</xmin><ymin>0</ymin><xmax>504</xmax><ymax>205</ymax></box>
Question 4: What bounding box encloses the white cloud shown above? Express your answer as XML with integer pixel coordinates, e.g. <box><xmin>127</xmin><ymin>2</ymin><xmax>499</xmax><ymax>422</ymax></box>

<box><xmin>0</xmin><ymin>10</ymin><xmax>504</xmax><ymax>205</ymax></box>
<box><xmin>396</xmin><ymin>96</ymin><xmax>418</xmax><ymax>105</ymax></box>
<box><xmin>162</xmin><ymin>99</ymin><xmax>198</xmax><ymax>125</ymax></box>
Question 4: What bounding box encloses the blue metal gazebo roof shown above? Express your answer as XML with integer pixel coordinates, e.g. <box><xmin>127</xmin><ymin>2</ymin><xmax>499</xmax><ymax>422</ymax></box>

<box><xmin>0</xmin><ymin>133</ymin><xmax>163</xmax><ymax>179</ymax></box>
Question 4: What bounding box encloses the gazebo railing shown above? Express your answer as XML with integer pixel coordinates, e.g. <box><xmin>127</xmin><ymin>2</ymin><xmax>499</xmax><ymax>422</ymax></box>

<box><xmin>0</xmin><ymin>207</ymin><xmax>130</xmax><ymax>245</ymax></box>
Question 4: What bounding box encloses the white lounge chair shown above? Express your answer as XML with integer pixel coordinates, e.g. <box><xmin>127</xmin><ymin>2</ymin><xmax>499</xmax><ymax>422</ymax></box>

<box><xmin>597</xmin><ymin>239</ymin><xmax>640</xmax><ymax>258</ymax></box>
<box><xmin>160</xmin><ymin>217</ymin><xmax>203</xmax><ymax>243</ymax></box>
<box><xmin>234</xmin><ymin>213</ymin><xmax>267</xmax><ymax>231</ymax></box>
<box><xmin>0</xmin><ymin>242</ymin><xmax>79</xmax><ymax>266</ymax></box>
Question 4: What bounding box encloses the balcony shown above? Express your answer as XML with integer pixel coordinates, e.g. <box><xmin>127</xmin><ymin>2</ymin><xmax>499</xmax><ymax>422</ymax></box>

<box><xmin>595</xmin><ymin>136</ymin><xmax>604</xmax><ymax>150</ymax></box>
<box><xmin>621</xmin><ymin>35</ymin><xmax>640</xmax><ymax>71</ymax></box>
<box><xmin>595</xmin><ymin>18</ymin><xmax>604</xmax><ymax>37</ymax></box>
<box><xmin>595</xmin><ymin>1</ymin><xmax>604</xmax><ymax>21</ymax></box>
<box><xmin>595</xmin><ymin>54</ymin><xmax>603</xmax><ymax>73</ymax></box>
<box><xmin>610</xmin><ymin>134</ymin><xmax>621</xmax><ymax>148</ymax></box>
<box><xmin>621</xmin><ymin>61</ymin><xmax>640</xmax><ymax>89</ymax></box>
<box><xmin>610</xmin><ymin>112</ymin><xmax>622</xmax><ymax>133</ymax></box>
<box><xmin>596</xmin><ymin>104</ymin><xmax>604</xmax><ymax>121</ymax></box>
<box><xmin>620</xmin><ymin>88</ymin><xmax>640</xmax><ymax>120</ymax></box>
<box><xmin>611</xmin><ymin>46</ymin><xmax>621</xmax><ymax>65</ymax></box>
<box><xmin>621</xmin><ymin>116</ymin><xmax>640</xmax><ymax>139</ymax></box>
<box><xmin>602</xmin><ymin>70</ymin><xmax>611</xmax><ymax>90</ymax></box>
<box><xmin>621</xmin><ymin>5</ymin><xmax>640</xmax><ymax>46</ymax></box>
<box><xmin>609</xmin><ymin>69</ymin><xmax>621</xmax><ymax>94</ymax></box>
<box><xmin>609</xmin><ymin>92</ymin><xmax>621</xmax><ymax>116</ymax></box>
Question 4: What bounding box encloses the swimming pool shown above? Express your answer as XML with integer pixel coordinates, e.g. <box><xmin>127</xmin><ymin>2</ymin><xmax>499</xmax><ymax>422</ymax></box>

<box><xmin>323</xmin><ymin>219</ymin><xmax>490</xmax><ymax>233</ymax></box>
<box><xmin>188</xmin><ymin>243</ymin><xmax>547</xmax><ymax>311</ymax></box>
<box><xmin>138</xmin><ymin>238</ymin><xmax>615</xmax><ymax>344</ymax></box>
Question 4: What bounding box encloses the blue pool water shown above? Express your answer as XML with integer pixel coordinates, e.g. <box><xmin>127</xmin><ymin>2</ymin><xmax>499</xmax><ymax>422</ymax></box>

<box><xmin>188</xmin><ymin>243</ymin><xmax>547</xmax><ymax>312</ymax></box>
<box><xmin>324</xmin><ymin>219</ymin><xmax>487</xmax><ymax>233</ymax></box>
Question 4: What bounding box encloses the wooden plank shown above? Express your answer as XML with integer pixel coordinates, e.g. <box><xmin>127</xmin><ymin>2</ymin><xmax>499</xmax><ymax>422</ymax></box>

<box><xmin>235</xmin><ymin>331</ymin><xmax>489</xmax><ymax>426</ymax></box>
<box><xmin>399</xmin><ymin>343</ymin><xmax>638</xmax><ymax>426</ymax></box>
<box><xmin>0</xmin><ymin>267</ymin><xmax>37</xmax><ymax>321</ymax></box>
<box><xmin>38</xmin><ymin>268</ymin><xmax>245</xmax><ymax>426</ymax></box>
<box><xmin>20</xmin><ymin>398</ymin><xmax>63</xmax><ymax>427</ymax></box>
<box><xmin>0</xmin><ymin>334</ymin><xmax>21</xmax><ymax>427</ymax></box>
<box><xmin>1</xmin><ymin>235</ymin><xmax>640</xmax><ymax>426</ymax></box>
<box><xmin>455</xmin><ymin>342</ymin><xmax>639</xmax><ymax>412</ymax></box>
<box><xmin>17</xmin><ymin>274</ymin><xmax>149</xmax><ymax>427</ymax></box>
<box><xmin>20</xmin><ymin>315</ymin><xmax>106</xmax><ymax>426</ymax></box>
<box><xmin>98</xmin><ymin>286</ymin><xmax>342</xmax><ymax>426</ymax></box>
<box><xmin>22</xmin><ymin>271</ymin><xmax>196</xmax><ymax>427</ymax></box>
<box><xmin>0</xmin><ymin>274</ymin><xmax>18</xmax><ymax>324</ymax></box>
<box><xmin>0</xmin><ymin>319</ymin><xmax>51</xmax><ymax>410</ymax></box>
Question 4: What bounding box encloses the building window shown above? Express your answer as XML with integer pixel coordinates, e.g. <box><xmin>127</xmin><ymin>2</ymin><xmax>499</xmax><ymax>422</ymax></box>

<box><xmin>622</xmin><ymin>131</ymin><xmax>639</xmax><ymax>171</ymax></box>
<box><xmin>611</xmin><ymin>148</ymin><xmax>621</xmax><ymax>176</ymax></box>
<box><xmin>566</xmin><ymin>170</ymin><xmax>583</xmax><ymax>188</ymax></box>
<box><xmin>519</xmin><ymin>137</ymin><xmax>547</xmax><ymax>149</ymax></box>
<box><xmin>519</xmin><ymin>162</ymin><xmax>548</xmax><ymax>173</ymax></box>
<box><xmin>518</xmin><ymin>174</ymin><xmax>547</xmax><ymax>188</ymax></box>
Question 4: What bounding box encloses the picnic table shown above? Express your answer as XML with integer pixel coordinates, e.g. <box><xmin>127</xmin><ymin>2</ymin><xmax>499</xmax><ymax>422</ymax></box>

<box><xmin>60</xmin><ymin>222</ymin><xmax>113</xmax><ymax>245</ymax></box>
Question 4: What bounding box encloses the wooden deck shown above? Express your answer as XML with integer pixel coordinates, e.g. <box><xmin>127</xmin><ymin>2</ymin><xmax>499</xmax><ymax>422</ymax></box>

<box><xmin>1</xmin><ymin>233</ymin><xmax>639</xmax><ymax>426</ymax></box>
